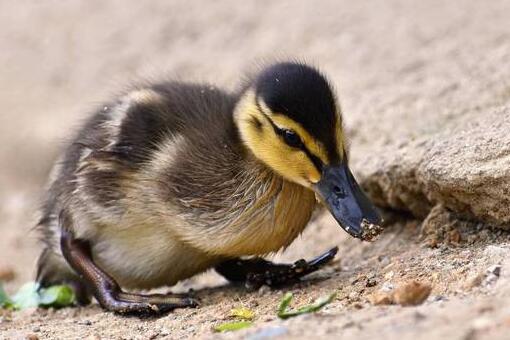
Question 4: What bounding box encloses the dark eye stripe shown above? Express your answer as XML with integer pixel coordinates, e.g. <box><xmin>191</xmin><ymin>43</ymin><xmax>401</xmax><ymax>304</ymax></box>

<box><xmin>302</xmin><ymin>148</ymin><xmax>323</xmax><ymax>173</ymax></box>
<box><xmin>255</xmin><ymin>101</ymin><xmax>323</xmax><ymax>174</ymax></box>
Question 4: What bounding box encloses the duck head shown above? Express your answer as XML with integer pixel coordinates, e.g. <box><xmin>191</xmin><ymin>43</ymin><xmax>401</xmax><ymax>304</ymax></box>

<box><xmin>234</xmin><ymin>62</ymin><xmax>382</xmax><ymax>240</ymax></box>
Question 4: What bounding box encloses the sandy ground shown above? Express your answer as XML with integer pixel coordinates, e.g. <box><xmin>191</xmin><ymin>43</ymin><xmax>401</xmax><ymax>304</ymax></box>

<box><xmin>1</xmin><ymin>1</ymin><xmax>510</xmax><ymax>339</ymax></box>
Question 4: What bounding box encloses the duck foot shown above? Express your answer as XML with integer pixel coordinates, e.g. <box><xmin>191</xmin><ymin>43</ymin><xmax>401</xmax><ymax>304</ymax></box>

<box><xmin>215</xmin><ymin>247</ymin><xmax>338</xmax><ymax>290</ymax></box>
<box><xmin>59</xmin><ymin>212</ymin><xmax>197</xmax><ymax>315</ymax></box>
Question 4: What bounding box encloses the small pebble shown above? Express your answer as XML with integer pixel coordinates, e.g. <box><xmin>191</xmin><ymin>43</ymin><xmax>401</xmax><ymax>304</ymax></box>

<box><xmin>393</xmin><ymin>280</ymin><xmax>432</xmax><ymax>306</ymax></box>
<box><xmin>448</xmin><ymin>229</ymin><xmax>462</xmax><ymax>244</ymax></box>
<box><xmin>486</xmin><ymin>264</ymin><xmax>501</xmax><ymax>277</ymax></box>
<box><xmin>0</xmin><ymin>265</ymin><xmax>16</xmax><ymax>282</ymax></box>
<box><xmin>369</xmin><ymin>291</ymin><xmax>393</xmax><ymax>305</ymax></box>
<box><xmin>465</xmin><ymin>273</ymin><xmax>484</xmax><ymax>289</ymax></box>
<box><xmin>483</xmin><ymin>265</ymin><xmax>501</xmax><ymax>286</ymax></box>
<box><xmin>257</xmin><ymin>285</ymin><xmax>271</xmax><ymax>296</ymax></box>
<box><xmin>381</xmin><ymin>282</ymin><xmax>394</xmax><ymax>292</ymax></box>
<box><xmin>348</xmin><ymin>291</ymin><xmax>359</xmax><ymax>301</ymax></box>
<box><xmin>378</xmin><ymin>255</ymin><xmax>391</xmax><ymax>266</ymax></box>
<box><xmin>349</xmin><ymin>275</ymin><xmax>360</xmax><ymax>285</ymax></box>
<box><xmin>147</xmin><ymin>332</ymin><xmax>160</xmax><ymax>340</ymax></box>
<box><xmin>366</xmin><ymin>278</ymin><xmax>378</xmax><ymax>287</ymax></box>
<box><xmin>431</xmin><ymin>295</ymin><xmax>448</xmax><ymax>302</ymax></box>
<box><xmin>384</xmin><ymin>271</ymin><xmax>394</xmax><ymax>280</ymax></box>
<box><xmin>352</xmin><ymin>302</ymin><xmax>364</xmax><ymax>309</ymax></box>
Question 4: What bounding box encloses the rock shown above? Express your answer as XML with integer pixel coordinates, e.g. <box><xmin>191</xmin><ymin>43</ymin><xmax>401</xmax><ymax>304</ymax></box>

<box><xmin>0</xmin><ymin>265</ymin><xmax>16</xmax><ymax>282</ymax></box>
<box><xmin>383</xmin><ymin>271</ymin><xmax>395</xmax><ymax>281</ymax></box>
<box><xmin>465</xmin><ymin>273</ymin><xmax>485</xmax><ymax>290</ymax></box>
<box><xmin>370</xmin><ymin>281</ymin><xmax>395</xmax><ymax>306</ymax></box>
<box><xmin>358</xmin><ymin>106</ymin><xmax>510</xmax><ymax>228</ymax></box>
<box><xmin>381</xmin><ymin>281</ymin><xmax>394</xmax><ymax>292</ymax></box>
<box><xmin>448</xmin><ymin>229</ymin><xmax>462</xmax><ymax>244</ymax></box>
<box><xmin>147</xmin><ymin>332</ymin><xmax>160</xmax><ymax>340</ymax></box>
<box><xmin>25</xmin><ymin>335</ymin><xmax>39</xmax><ymax>340</ymax></box>
<box><xmin>257</xmin><ymin>285</ymin><xmax>271</xmax><ymax>296</ymax></box>
<box><xmin>349</xmin><ymin>275</ymin><xmax>361</xmax><ymax>285</ymax></box>
<box><xmin>366</xmin><ymin>278</ymin><xmax>378</xmax><ymax>287</ymax></box>
<box><xmin>431</xmin><ymin>295</ymin><xmax>448</xmax><ymax>303</ymax></box>
<box><xmin>486</xmin><ymin>264</ymin><xmax>501</xmax><ymax>277</ymax></box>
<box><xmin>378</xmin><ymin>255</ymin><xmax>391</xmax><ymax>266</ymax></box>
<box><xmin>466</xmin><ymin>264</ymin><xmax>502</xmax><ymax>290</ymax></box>
<box><xmin>369</xmin><ymin>291</ymin><xmax>393</xmax><ymax>305</ymax></box>
<box><xmin>393</xmin><ymin>281</ymin><xmax>432</xmax><ymax>306</ymax></box>
<box><xmin>370</xmin><ymin>280</ymin><xmax>432</xmax><ymax>306</ymax></box>
<box><xmin>77</xmin><ymin>319</ymin><xmax>93</xmax><ymax>326</ymax></box>
<box><xmin>483</xmin><ymin>264</ymin><xmax>502</xmax><ymax>286</ymax></box>
<box><xmin>352</xmin><ymin>302</ymin><xmax>364</xmax><ymax>309</ymax></box>
<box><xmin>159</xmin><ymin>328</ymin><xmax>171</xmax><ymax>337</ymax></box>
<box><xmin>348</xmin><ymin>291</ymin><xmax>360</xmax><ymax>301</ymax></box>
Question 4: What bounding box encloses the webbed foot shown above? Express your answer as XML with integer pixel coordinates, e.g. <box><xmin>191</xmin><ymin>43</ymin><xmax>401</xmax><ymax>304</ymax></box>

<box><xmin>216</xmin><ymin>247</ymin><xmax>338</xmax><ymax>289</ymax></box>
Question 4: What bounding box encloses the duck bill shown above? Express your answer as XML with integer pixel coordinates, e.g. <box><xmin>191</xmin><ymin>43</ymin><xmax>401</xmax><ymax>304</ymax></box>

<box><xmin>313</xmin><ymin>163</ymin><xmax>382</xmax><ymax>240</ymax></box>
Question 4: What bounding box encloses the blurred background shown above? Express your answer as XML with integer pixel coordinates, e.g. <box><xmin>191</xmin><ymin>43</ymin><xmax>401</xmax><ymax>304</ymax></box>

<box><xmin>1</xmin><ymin>1</ymin><xmax>510</xmax><ymax>335</ymax></box>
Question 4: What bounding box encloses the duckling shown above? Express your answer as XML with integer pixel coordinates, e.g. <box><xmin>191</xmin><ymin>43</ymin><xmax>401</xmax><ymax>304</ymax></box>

<box><xmin>36</xmin><ymin>61</ymin><xmax>381</xmax><ymax>315</ymax></box>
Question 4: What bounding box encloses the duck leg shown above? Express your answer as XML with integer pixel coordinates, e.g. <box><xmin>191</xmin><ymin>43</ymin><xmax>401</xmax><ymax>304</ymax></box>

<box><xmin>36</xmin><ymin>247</ymin><xmax>93</xmax><ymax>306</ymax></box>
<box><xmin>59</xmin><ymin>213</ymin><xmax>198</xmax><ymax>315</ymax></box>
<box><xmin>215</xmin><ymin>247</ymin><xmax>338</xmax><ymax>289</ymax></box>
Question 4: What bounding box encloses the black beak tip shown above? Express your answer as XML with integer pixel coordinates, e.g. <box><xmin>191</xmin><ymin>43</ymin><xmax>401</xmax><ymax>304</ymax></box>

<box><xmin>338</xmin><ymin>212</ymin><xmax>384</xmax><ymax>241</ymax></box>
<box><xmin>341</xmin><ymin>224</ymin><xmax>363</xmax><ymax>239</ymax></box>
<box><xmin>359</xmin><ymin>218</ymin><xmax>384</xmax><ymax>242</ymax></box>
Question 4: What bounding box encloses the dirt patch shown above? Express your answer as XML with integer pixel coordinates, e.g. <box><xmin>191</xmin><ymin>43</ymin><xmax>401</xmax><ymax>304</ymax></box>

<box><xmin>2</xmin><ymin>219</ymin><xmax>510</xmax><ymax>339</ymax></box>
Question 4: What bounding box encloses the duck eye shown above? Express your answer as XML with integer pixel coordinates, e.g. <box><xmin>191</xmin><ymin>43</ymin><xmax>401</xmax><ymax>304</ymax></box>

<box><xmin>282</xmin><ymin>129</ymin><xmax>302</xmax><ymax>148</ymax></box>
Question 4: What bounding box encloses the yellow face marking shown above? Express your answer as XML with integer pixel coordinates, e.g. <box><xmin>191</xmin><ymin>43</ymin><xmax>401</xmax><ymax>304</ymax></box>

<box><xmin>254</xmin><ymin>95</ymin><xmax>330</xmax><ymax>165</ymax></box>
<box><xmin>269</xmin><ymin>114</ymin><xmax>330</xmax><ymax>165</ymax></box>
<box><xmin>235</xmin><ymin>90</ymin><xmax>328</xmax><ymax>187</ymax></box>
<box><xmin>334</xmin><ymin>107</ymin><xmax>345</xmax><ymax>160</ymax></box>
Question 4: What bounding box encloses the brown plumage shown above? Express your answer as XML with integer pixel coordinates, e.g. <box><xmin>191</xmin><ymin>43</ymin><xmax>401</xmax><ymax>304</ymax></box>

<box><xmin>36</xmin><ymin>62</ymin><xmax>381</xmax><ymax>314</ymax></box>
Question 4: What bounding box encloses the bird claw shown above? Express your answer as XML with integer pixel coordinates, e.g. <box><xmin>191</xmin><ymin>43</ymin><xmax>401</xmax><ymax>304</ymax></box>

<box><xmin>110</xmin><ymin>295</ymin><xmax>199</xmax><ymax>316</ymax></box>
<box><xmin>245</xmin><ymin>247</ymin><xmax>338</xmax><ymax>289</ymax></box>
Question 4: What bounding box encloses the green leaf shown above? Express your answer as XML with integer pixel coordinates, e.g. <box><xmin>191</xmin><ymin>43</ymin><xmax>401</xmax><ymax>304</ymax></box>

<box><xmin>278</xmin><ymin>292</ymin><xmax>294</xmax><ymax>315</ymax></box>
<box><xmin>39</xmin><ymin>285</ymin><xmax>75</xmax><ymax>307</ymax></box>
<box><xmin>294</xmin><ymin>293</ymin><xmax>336</xmax><ymax>314</ymax></box>
<box><xmin>229</xmin><ymin>307</ymin><xmax>255</xmax><ymax>320</ymax></box>
<box><xmin>1</xmin><ymin>282</ymin><xmax>76</xmax><ymax>310</ymax></box>
<box><xmin>213</xmin><ymin>321</ymin><xmax>253</xmax><ymax>333</ymax></box>
<box><xmin>277</xmin><ymin>292</ymin><xmax>336</xmax><ymax>319</ymax></box>
<box><xmin>11</xmin><ymin>282</ymin><xmax>40</xmax><ymax>310</ymax></box>
<box><xmin>0</xmin><ymin>283</ymin><xmax>13</xmax><ymax>308</ymax></box>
